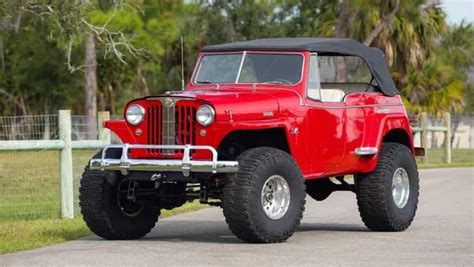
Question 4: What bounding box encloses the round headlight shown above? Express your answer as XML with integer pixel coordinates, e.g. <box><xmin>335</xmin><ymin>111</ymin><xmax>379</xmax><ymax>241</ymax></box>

<box><xmin>126</xmin><ymin>104</ymin><xmax>145</xmax><ymax>125</ymax></box>
<box><xmin>196</xmin><ymin>105</ymin><xmax>215</xmax><ymax>126</ymax></box>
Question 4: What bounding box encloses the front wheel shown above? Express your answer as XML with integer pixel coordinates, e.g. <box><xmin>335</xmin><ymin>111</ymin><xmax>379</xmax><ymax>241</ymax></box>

<box><xmin>222</xmin><ymin>147</ymin><xmax>306</xmax><ymax>243</ymax></box>
<box><xmin>355</xmin><ymin>142</ymin><xmax>419</xmax><ymax>231</ymax></box>
<box><xmin>79</xmin><ymin>152</ymin><xmax>160</xmax><ymax>240</ymax></box>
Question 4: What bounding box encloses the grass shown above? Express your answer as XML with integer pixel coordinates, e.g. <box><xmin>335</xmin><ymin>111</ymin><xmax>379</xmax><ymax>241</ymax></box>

<box><xmin>418</xmin><ymin>148</ymin><xmax>474</xmax><ymax>168</ymax></box>
<box><xmin>419</xmin><ymin>162</ymin><xmax>474</xmax><ymax>168</ymax></box>
<box><xmin>0</xmin><ymin>201</ymin><xmax>207</xmax><ymax>255</ymax></box>
<box><xmin>0</xmin><ymin>150</ymin><xmax>94</xmax><ymax>221</ymax></box>
<box><xmin>0</xmin><ymin>217</ymin><xmax>90</xmax><ymax>254</ymax></box>
<box><xmin>422</xmin><ymin>148</ymin><xmax>474</xmax><ymax>164</ymax></box>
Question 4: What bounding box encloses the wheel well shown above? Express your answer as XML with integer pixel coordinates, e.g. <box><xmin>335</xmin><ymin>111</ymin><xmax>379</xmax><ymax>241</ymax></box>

<box><xmin>382</xmin><ymin>128</ymin><xmax>411</xmax><ymax>148</ymax></box>
<box><xmin>217</xmin><ymin>128</ymin><xmax>290</xmax><ymax>160</ymax></box>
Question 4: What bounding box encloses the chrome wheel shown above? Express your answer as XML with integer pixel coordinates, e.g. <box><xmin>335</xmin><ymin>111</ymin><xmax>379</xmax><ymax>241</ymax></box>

<box><xmin>392</xmin><ymin>167</ymin><xmax>410</xmax><ymax>209</ymax></box>
<box><xmin>261</xmin><ymin>175</ymin><xmax>291</xmax><ymax>220</ymax></box>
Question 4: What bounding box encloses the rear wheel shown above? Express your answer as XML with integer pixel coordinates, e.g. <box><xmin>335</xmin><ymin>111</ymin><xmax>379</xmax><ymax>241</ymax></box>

<box><xmin>355</xmin><ymin>142</ymin><xmax>419</xmax><ymax>231</ymax></box>
<box><xmin>222</xmin><ymin>147</ymin><xmax>306</xmax><ymax>243</ymax></box>
<box><xmin>79</xmin><ymin>151</ymin><xmax>159</xmax><ymax>240</ymax></box>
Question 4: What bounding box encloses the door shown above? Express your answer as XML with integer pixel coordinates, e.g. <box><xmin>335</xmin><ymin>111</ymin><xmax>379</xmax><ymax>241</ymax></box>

<box><xmin>305</xmin><ymin>54</ymin><xmax>346</xmax><ymax>167</ymax></box>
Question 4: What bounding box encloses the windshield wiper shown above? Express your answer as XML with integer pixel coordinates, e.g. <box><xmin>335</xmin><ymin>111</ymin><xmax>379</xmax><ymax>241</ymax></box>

<box><xmin>196</xmin><ymin>80</ymin><xmax>215</xmax><ymax>84</ymax></box>
<box><xmin>262</xmin><ymin>81</ymin><xmax>284</xmax><ymax>85</ymax></box>
<box><xmin>196</xmin><ymin>80</ymin><xmax>220</xmax><ymax>89</ymax></box>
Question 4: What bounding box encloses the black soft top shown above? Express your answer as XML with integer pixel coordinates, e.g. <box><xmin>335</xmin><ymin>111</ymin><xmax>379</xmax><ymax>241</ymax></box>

<box><xmin>202</xmin><ymin>38</ymin><xmax>398</xmax><ymax>96</ymax></box>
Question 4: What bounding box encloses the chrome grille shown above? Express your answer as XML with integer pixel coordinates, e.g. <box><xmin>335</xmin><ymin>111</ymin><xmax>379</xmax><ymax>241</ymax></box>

<box><xmin>146</xmin><ymin>98</ymin><xmax>197</xmax><ymax>156</ymax></box>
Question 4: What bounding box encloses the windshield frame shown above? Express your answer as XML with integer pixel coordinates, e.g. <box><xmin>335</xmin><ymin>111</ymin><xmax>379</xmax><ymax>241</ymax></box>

<box><xmin>191</xmin><ymin>51</ymin><xmax>305</xmax><ymax>86</ymax></box>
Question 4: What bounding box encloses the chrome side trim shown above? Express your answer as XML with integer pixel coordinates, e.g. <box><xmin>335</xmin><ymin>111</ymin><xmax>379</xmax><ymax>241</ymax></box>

<box><xmin>90</xmin><ymin>144</ymin><xmax>239</xmax><ymax>177</ymax></box>
<box><xmin>304</xmin><ymin>103</ymin><xmax>403</xmax><ymax>110</ymax></box>
<box><xmin>355</xmin><ymin>147</ymin><xmax>378</xmax><ymax>156</ymax></box>
<box><xmin>376</xmin><ymin>108</ymin><xmax>392</xmax><ymax>114</ymax></box>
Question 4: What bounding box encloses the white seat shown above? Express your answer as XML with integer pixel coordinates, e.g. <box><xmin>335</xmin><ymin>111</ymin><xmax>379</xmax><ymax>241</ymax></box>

<box><xmin>308</xmin><ymin>89</ymin><xmax>345</xmax><ymax>102</ymax></box>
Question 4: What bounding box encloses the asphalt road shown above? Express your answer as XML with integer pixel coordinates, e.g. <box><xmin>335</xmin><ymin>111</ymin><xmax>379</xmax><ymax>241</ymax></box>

<box><xmin>1</xmin><ymin>168</ymin><xmax>473</xmax><ymax>266</ymax></box>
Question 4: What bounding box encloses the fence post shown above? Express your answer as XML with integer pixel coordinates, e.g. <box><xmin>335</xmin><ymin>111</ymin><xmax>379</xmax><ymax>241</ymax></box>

<box><xmin>59</xmin><ymin>110</ymin><xmax>74</xmax><ymax>219</ymax></box>
<box><xmin>98</xmin><ymin>111</ymin><xmax>110</xmax><ymax>144</ymax></box>
<box><xmin>420</xmin><ymin>112</ymin><xmax>428</xmax><ymax>164</ymax></box>
<box><xmin>443</xmin><ymin>112</ymin><xmax>452</xmax><ymax>164</ymax></box>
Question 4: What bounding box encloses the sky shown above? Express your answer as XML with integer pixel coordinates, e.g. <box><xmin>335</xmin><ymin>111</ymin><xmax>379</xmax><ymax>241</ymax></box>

<box><xmin>440</xmin><ymin>0</ymin><xmax>474</xmax><ymax>25</ymax></box>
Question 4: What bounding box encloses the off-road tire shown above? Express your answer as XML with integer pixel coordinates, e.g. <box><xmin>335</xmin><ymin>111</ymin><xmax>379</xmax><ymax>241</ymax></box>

<box><xmin>222</xmin><ymin>147</ymin><xmax>306</xmax><ymax>243</ymax></box>
<box><xmin>79</xmin><ymin>151</ymin><xmax>159</xmax><ymax>240</ymax></box>
<box><xmin>355</xmin><ymin>142</ymin><xmax>419</xmax><ymax>231</ymax></box>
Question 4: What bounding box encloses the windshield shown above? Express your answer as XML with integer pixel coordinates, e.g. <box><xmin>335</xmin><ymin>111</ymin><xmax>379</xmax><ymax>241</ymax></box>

<box><xmin>194</xmin><ymin>53</ymin><xmax>304</xmax><ymax>85</ymax></box>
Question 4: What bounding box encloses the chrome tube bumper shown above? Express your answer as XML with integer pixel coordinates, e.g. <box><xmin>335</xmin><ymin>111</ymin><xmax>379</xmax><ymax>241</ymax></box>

<box><xmin>89</xmin><ymin>144</ymin><xmax>239</xmax><ymax>176</ymax></box>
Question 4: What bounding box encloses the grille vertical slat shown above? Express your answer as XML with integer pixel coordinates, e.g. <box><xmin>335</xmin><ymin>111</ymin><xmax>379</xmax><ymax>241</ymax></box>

<box><xmin>175</xmin><ymin>107</ymin><xmax>180</xmax><ymax>145</ymax></box>
<box><xmin>184</xmin><ymin>106</ymin><xmax>188</xmax><ymax>144</ymax></box>
<box><xmin>151</xmin><ymin>106</ymin><xmax>155</xmax><ymax>154</ymax></box>
<box><xmin>146</xmin><ymin>107</ymin><xmax>149</xmax><ymax>153</ymax></box>
<box><xmin>158</xmin><ymin>106</ymin><xmax>162</xmax><ymax>145</ymax></box>
<box><xmin>154</xmin><ymin>105</ymin><xmax>160</xmax><ymax>154</ymax></box>
<box><xmin>175</xmin><ymin>106</ymin><xmax>181</xmax><ymax>154</ymax></box>
<box><xmin>184</xmin><ymin>107</ymin><xmax>191</xmax><ymax>144</ymax></box>
<box><xmin>146</xmin><ymin>106</ymin><xmax>151</xmax><ymax>154</ymax></box>
<box><xmin>188</xmin><ymin>106</ymin><xmax>192</xmax><ymax>144</ymax></box>
<box><xmin>191</xmin><ymin>107</ymin><xmax>196</xmax><ymax>145</ymax></box>
<box><xmin>180</xmin><ymin>106</ymin><xmax>184</xmax><ymax>144</ymax></box>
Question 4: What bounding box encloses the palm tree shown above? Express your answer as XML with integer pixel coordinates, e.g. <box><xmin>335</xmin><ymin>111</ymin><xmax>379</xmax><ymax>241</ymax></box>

<box><xmin>402</xmin><ymin>60</ymin><xmax>464</xmax><ymax>114</ymax></box>
<box><xmin>334</xmin><ymin>0</ymin><xmax>466</xmax><ymax>113</ymax></box>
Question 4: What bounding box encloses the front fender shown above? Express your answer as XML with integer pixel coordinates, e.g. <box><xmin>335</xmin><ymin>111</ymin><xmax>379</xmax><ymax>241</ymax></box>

<box><xmin>104</xmin><ymin>120</ymin><xmax>137</xmax><ymax>143</ymax></box>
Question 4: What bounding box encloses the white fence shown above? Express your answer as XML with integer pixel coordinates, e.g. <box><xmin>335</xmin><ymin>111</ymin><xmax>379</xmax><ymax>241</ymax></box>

<box><xmin>412</xmin><ymin>115</ymin><xmax>474</xmax><ymax>149</ymax></box>
<box><xmin>412</xmin><ymin>112</ymin><xmax>451</xmax><ymax>164</ymax></box>
<box><xmin>0</xmin><ymin>110</ymin><xmax>111</xmax><ymax>219</ymax></box>
<box><xmin>411</xmin><ymin>113</ymin><xmax>474</xmax><ymax>164</ymax></box>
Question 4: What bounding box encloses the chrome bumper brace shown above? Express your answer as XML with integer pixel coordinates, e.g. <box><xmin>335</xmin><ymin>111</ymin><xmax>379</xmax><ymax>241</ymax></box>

<box><xmin>89</xmin><ymin>144</ymin><xmax>239</xmax><ymax>177</ymax></box>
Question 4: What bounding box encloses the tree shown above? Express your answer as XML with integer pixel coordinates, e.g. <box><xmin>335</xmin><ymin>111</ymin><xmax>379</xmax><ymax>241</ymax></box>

<box><xmin>328</xmin><ymin>0</ymin><xmax>465</xmax><ymax>113</ymax></box>
<box><xmin>0</xmin><ymin>3</ymin><xmax>83</xmax><ymax>116</ymax></box>
<box><xmin>84</xmin><ymin>35</ymin><xmax>98</xmax><ymax>138</ymax></box>
<box><xmin>437</xmin><ymin>22</ymin><xmax>474</xmax><ymax>114</ymax></box>
<box><xmin>0</xmin><ymin>0</ymin><xmax>471</xmax><ymax>117</ymax></box>
<box><xmin>0</xmin><ymin>1</ymin><xmax>151</xmax><ymax>125</ymax></box>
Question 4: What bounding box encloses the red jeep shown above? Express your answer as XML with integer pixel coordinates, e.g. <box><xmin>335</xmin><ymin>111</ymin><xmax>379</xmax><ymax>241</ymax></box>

<box><xmin>80</xmin><ymin>38</ymin><xmax>423</xmax><ymax>243</ymax></box>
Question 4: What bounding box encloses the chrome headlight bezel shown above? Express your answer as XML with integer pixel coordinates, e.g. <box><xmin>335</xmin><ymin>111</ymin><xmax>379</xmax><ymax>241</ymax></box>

<box><xmin>125</xmin><ymin>104</ymin><xmax>145</xmax><ymax>126</ymax></box>
<box><xmin>196</xmin><ymin>104</ymin><xmax>215</xmax><ymax>126</ymax></box>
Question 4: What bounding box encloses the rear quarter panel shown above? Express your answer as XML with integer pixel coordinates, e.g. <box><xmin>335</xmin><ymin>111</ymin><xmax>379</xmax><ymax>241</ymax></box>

<box><xmin>341</xmin><ymin>93</ymin><xmax>413</xmax><ymax>174</ymax></box>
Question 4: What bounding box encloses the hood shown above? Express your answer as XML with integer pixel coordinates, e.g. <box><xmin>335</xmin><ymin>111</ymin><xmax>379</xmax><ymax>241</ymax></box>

<box><xmin>148</xmin><ymin>88</ymin><xmax>299</xmax><ymax>121</ymax></box>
